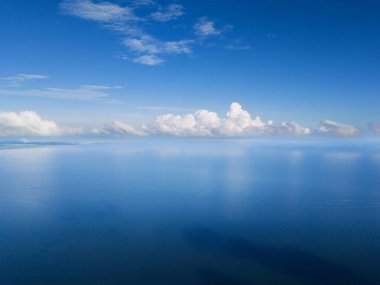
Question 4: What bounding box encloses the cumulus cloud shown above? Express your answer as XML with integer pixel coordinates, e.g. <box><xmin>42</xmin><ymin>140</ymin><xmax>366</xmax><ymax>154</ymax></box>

<box><xmin>148</xmin><ymin>111</ymin><xmax>217</xmax><ymax>136</ymax></box>
<box><xmin>99</xmin><ymin>102</ymin><xmax>312</xmax><ymax>137</ymax></box>
<box><xmin>315</xmin><ymin>119</ymin><xmax>359</xmax><ymax>137</ymax></box>
<box><xmin>0</xmin><ymin>111</ymin><xmax>61</xmax><ymax>136</ymax></box>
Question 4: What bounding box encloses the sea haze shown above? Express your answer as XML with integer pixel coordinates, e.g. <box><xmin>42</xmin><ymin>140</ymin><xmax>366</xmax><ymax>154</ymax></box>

<box><xmin>0</xmin><ymin>138</ymin><xmax>379</xmax><ymax>285</ymax></box>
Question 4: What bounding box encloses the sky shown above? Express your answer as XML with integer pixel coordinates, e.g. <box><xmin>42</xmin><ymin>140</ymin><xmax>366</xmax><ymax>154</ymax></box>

<box><xmin>0</xmin><ymin>0</ymin><xmax>379</xmax><ymax>137</ymax></box>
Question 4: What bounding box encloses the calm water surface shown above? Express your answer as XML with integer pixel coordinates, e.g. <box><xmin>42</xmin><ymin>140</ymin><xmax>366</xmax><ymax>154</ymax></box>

<box><xmin>0</xmin><ymin>139</ymin><xmax>380</xmax><ymax>285</ymax></box>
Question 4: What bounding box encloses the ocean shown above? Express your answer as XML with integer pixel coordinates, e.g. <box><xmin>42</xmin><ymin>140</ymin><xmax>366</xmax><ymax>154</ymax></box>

<box><xmin>0</xmin><ymin>138</ymin><xmax>379</xmax><ymax>285</ymax></box>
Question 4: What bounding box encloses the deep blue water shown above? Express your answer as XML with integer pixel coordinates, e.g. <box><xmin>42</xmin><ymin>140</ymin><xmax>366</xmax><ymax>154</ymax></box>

<box><xmin>0</xmin><ymin>138</ymin><xmax>380</xmax><ymax>285</ymax></box>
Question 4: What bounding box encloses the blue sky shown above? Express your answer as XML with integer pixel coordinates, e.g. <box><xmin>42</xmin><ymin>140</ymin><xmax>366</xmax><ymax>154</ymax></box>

<box><xmin>0</xmin><ymin>0</ymin><xmax>379</xmax><ymax>137</ymax></box>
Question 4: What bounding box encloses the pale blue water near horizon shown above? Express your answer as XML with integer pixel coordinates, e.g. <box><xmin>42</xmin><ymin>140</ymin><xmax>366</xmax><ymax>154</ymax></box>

<box><xmin>0</xmin><ymin>138</ymin><xmax>380</xmax><ymax>285</ymax></box>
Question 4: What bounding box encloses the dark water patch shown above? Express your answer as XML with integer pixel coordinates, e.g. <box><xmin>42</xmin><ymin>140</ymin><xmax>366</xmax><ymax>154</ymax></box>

<box><xmin>56</xmin><ymin>201</ymin><xmax>119</xmax><ymax>222</ymax></box>
<box><xmin>198</xmin><ymin>268</ymin><xmax>252</xmax><ymax>285</ymax></box>
<box><xmin>184</xmin><ymin>227</ymin><xmax>375</xmax><ymax>285</ymax></box>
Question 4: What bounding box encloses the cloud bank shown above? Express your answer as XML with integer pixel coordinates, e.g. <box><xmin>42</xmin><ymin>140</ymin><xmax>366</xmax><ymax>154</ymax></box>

<box><xmin>0</xmin><ymin>103</ymin><xmax>364</xmax><ymax>137</ymax></box>
<box><xmin>94</xmin><ymin>102</ymin><xmax>359</xmax><ymax>138</ymax></box>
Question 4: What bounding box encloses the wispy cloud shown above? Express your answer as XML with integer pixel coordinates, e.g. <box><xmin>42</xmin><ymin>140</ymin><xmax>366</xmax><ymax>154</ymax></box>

<box><xmin>133</xmin><ymin>55</ymin><xmax>164</xmax><ymax>65</ymax></box>
<box><xmin>93</xmin><ymin>120</ymin><xmax>147</xmax><ymax>136</ymax></box>
<box><xmin>131</xmin><ymin>0</ymin><xmax>156</xmax><ymax>7</ymax></box>
<box><xmin>0</xmin><ymin>85</ymin><xmax>121</xmax><ymax>101</ymax></box>
<box><xmin>225</xmin><ymin>40</ymin><xmax>252</xmax><ymax>50</ymax></box>
<box><xmin>123</xmin><ymin>35</ymin><xmax>193</xmax><ymax>64</ymax></box>
<box><xmin>225</xmin><ymin>45</ymin><xmax>251</xmax><ymax>50</ymax></box>
<box><xmin>138</xmin><ymin>106</ymin><xmax>194</xmax><ymax>112</ymax></box>
<box><xmin>194</xmin><ymin>17</ymin><xmax>229</xmax><ymax>38</ymax></box>
<box><xmin>60</xmin><ymin>0</ymin><xmax>139</xmax><ymax>30</ymax></box>
<box><xmin>123</xmin><ymin>36</ymin><xmax>193</xmax><ymax>55</ymax></box>
<box><xmin>151</xmin><ymin>4</ymin><xmax>184</xmax><ymax>22</ymax></box>
<box><xmin>1</xmin><ymin>74</ymin><xmax>49</xmax><ymax>86</ymax></box>
<box><xmin>369</xmin><ymin>123</ymin><xmax>380</xmax><ymax>135</ymax></box>
<box><xmin>60</xmin><ymin>0</ymin><xmax>238</xmax><ymax>65</ymax></box>
<box><xmin>315</xmin><ymin>119</ymin><xmax>360</xmax><ymax>137</ymax></box>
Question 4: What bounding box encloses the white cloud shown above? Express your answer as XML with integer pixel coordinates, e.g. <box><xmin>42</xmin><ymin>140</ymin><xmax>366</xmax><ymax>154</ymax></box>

<box><xmin>0</xmin><ymin>85</ymin><xmax>120</xmax><ymax>101</ymax></box>
<box><xmin>315</xmin><ymin>119</ymin><xmax>359</xmax><ymax>137</ymax></box>
<box><xmin>149</xmin><ymin>111</ymin><xmax>216</xmax><ymax>136</ymax></box>
<box><xmin>0</xmin><ymin>111</ymin><xmax>61</xmax><ymax>136</ymax></box>
<box><xmin>275</xmin><ymin>121</ymin><xmax>311</xmax><ymax>136</ymax></box>
<box><xmin>151</xmin><ymin>4</ymin><xmax>184</xmax><ymax>22</ymax></box>
<box><xmin>133</xmin><ymin>55</ymin><xmax>164</xmax><ymax>66</ymax></box>
<box><xmin>112</xmin><ymin>102</ymin><xmax>312</xmax><ymax>137</ymax></box>
<box><xmin>194</xmin><ymin>17</ymin><xmax>226</xmax><ymax>37</ymax></box>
